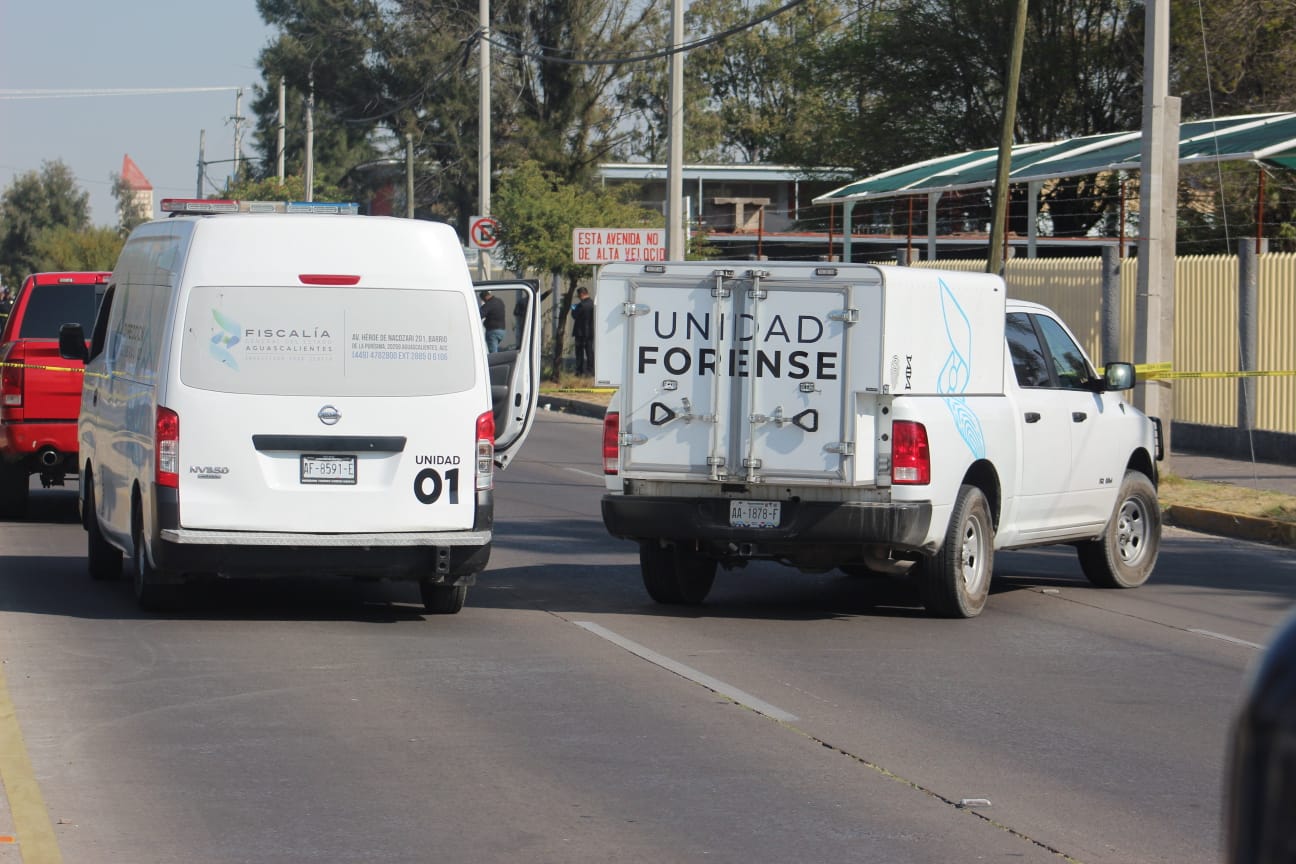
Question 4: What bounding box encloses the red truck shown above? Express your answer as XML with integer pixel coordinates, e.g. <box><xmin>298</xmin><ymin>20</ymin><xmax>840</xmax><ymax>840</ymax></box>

<box><xmin>0</xmin><ymin>271</ymin><xmax>109</xmax><ymax>518</ymax></box>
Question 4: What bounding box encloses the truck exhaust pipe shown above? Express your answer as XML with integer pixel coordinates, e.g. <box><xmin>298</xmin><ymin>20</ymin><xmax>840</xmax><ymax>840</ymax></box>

<box><xmin>38</xmin><ymin>447</ymin><xmax>60</xmax><ymax>467</ymax></box>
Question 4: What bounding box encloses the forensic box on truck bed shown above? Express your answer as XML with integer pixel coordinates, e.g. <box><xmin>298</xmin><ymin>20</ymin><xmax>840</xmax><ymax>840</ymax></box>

<box><xmin>596</xmin><ymin>261</ymin><xmax>1163</xmax><ymax>618</ymax></box>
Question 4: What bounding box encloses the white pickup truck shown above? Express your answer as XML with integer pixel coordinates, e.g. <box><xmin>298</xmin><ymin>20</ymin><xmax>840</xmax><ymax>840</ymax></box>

<box><xmin>594</xmin><ymin>261</ymin><xmax>1164</xmax><ymax>618</ymax></box>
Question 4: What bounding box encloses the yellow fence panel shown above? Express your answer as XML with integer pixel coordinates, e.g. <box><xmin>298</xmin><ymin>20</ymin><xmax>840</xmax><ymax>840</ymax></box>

<box><xmin>1258</xmin><ymin>253</ymin><xmax>1296</xmax><ymax>433</ymax></box>
<box><xmin>1173</xmin><ymin>255</ymin><xmax>1238</xmax><ymax>426</ymax></box>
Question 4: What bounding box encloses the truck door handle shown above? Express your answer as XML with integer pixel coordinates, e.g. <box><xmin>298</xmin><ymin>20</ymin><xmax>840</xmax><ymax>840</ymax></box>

<box><xmin>1072</xmin><ymin>411</ymin><xmax>1087</xmax><ymax>422</ymax></box>
<box><xmin>1024</xmin><ymin>412</ymin><xmax>1040</xmax><ymax>423</ymax></box>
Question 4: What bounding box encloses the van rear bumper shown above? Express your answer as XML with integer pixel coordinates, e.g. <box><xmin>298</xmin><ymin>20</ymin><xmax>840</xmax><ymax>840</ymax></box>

<box><xmin>153</xmin><ymin>528</ymin><xmax>492</xmax><ymax>583</ymax></box>
<box><xmin>601</xmin><ymin>495</ymin><xmax>931</xmax><ymax>550</ymax></box>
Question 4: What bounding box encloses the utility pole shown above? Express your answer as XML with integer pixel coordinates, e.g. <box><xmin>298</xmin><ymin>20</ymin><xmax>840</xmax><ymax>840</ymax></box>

<box><xmin>197</xmin><ymin>130</ymin><xmax>206</xmax><ymax>197</ymax></box>
<box><xmin>277</xmin><ymin>80</ymin><xmax>286</xmax><ymax>183</ymax></box>
<box><xmin>987</xmin><ymin>0</ymin><xmax>1028</xmax><ymax>275</ymax></box>
<box><xmin>1134</xmin><ymin>0</ymin><xmax>1178</xmax><ymax>457</ymax></box>
<box><xmin>406</xmin><ymin>133</ymin><xmax>415</xmax><ymax>218</ymax></box>
<box><xmin>304</xmin><ymin>73</ymin><xmax>315</xmax><ymax>202</ymax></box>
<box><xmin>479</xmin><ymin>0</ymin><xmax>492</xmax><ymax>278</ymax></box>
<box><xmin>666</xmin><ymin>0</ymin><xmax>685</xmax><ymax>258</ymax></box>
<box><xmin>231</xmin><ymin>88</ymin><xmax>245</xmax><ymax>184</ymax></box>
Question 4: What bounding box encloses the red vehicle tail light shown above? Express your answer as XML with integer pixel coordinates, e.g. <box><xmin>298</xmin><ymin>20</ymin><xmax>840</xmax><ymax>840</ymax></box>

<box><xmin>603</xmin><ymin>411</ymin><xmax>620</xmax><ymax>475</ymax></box>
<box><xmin>476</xmin><ymin>410</ymin><xmax>495</xmax><ymax>491</ymax></box>
<box><xmin>156</xmin><ymin>407</ymin><xmax>179</xmax><ymax>488</ymax></box>
<box><xmin>892</xmin><ymin>420</ymin><xmax>931</xmax><ymax>485</ymax></box>
<box><xmin>0</xmin><ymin>348</ymin><xmax>21</xmax><ymax>408</ymax></box>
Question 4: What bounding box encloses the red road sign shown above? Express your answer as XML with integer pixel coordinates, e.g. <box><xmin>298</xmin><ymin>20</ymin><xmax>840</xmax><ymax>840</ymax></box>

<box><xmin>469</xmin><ymin>215</ymin><xmax>500</xmax><ymax>250</ymax></box>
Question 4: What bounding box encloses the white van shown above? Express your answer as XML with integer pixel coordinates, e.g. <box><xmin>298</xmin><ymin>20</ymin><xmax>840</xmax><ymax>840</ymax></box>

<box><xmin>59</xmin><ymin>199</ymin><xmax>539</xmax><ymax>613</ymax></box>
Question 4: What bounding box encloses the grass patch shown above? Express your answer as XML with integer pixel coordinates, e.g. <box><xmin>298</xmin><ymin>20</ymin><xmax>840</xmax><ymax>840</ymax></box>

<box><xmin>1158</xmin><ymin>473</ymin><xmax>1296</xmax><ymax>523</ymax></box>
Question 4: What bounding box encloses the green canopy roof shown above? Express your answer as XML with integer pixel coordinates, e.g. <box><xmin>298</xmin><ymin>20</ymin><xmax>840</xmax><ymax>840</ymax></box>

<box><xmin>814</xmin><ymin>113</ymin><xmax>1296</xmax><ymax>204</ymax></box>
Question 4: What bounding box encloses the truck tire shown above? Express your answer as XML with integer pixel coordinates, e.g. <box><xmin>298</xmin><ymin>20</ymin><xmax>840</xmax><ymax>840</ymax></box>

<box><xmin>420</xmin><ymin>581</ymin><xmax>468</xmax><ymax>614</ymax></box>
<box><xmin>640</xmin><ymin>541</ymin><xmax>716</xmax><ymax>605</ymax></box>
<box><xmin>85</xmin><ymin>485</ymin><xmax>122</xmax><ymax>581</ymax></box>
<box><xmin>919</xmin><ymin>484</ymin><xmax>994</xmax><ymax>618</ymax></box>
<box><xmin>1077</xmin><ymin>470</ymin><xmax>1160</xmax><ymax>589</ymax></box>
<box><xmin>0</xmin><ymin>462</ymin><xmax>28</xmax><ymax>519</ymax></box>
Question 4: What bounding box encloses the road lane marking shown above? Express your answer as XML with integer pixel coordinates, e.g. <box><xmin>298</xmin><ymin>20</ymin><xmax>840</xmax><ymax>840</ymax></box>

<box><xmin>573</xmin><ymin>621</ymin><xmax>799</xmax><ymax>723</ymax></box>
<box><xmin>561</xmin><ymin>466</ymin><xmax>605</xmax><ymax>480</ymax></box>
<box><xmin>1189</xmin><ymin>629</ymin><xmax>1263</xmax><ymax>649</ymax></box>
<box><xmin>0</xmin><ymin>662</ymin><xmax>64</xmax><ymax>864</ymax></box>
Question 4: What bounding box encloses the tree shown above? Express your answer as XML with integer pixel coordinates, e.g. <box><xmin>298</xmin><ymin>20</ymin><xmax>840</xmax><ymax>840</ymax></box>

<box><xmin>111</xmin><ymin>172</ymin><xmax>151</xmax><ymax>235</ymax></box>
<box><xmin>32</xmin><ymin>226</ymin><xmax>124</xmax><ymax>272</ymax></box>
<box><xmin>492</xmin><ymin>160</ymin><xmax>659</xmax><ymax>379</ymax></box>
<box><xmin>218</xmin><ymin>173</ymin><xmax>346</xmax><ymax>205</ymax></box>
<box><xmin>0</xmin><ymin>161</ymin><xmax>91</xmax><ymax>287</ymax></box>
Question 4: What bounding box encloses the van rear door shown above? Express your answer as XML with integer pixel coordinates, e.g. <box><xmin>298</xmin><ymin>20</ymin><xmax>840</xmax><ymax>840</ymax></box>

<box><xmin>172</xmin><ymin>282</ymin><xmax>486</xmax><ymax>534</ymax></box>
<box><xmin>473</xmin><ymin>280</ymin><xmax>539</xmax><ymax>468</ymax></box>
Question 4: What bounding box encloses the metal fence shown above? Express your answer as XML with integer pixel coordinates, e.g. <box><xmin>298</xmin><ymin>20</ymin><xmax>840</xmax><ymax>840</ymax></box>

<box><xmin>913</xmin><ymin>252</ymin><xmax>1296</xmax><ymax>435</ymax></box>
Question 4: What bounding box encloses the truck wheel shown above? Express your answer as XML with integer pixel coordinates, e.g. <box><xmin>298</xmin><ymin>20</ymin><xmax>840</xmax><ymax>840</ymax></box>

<box><xmin>0</xmin><ymin>462</ymin><xmax>29</xmax><ymax>519</ymax></box>
<box><xmin>420</xmin><ymin>581</ymin><xmax>468</xmax><ymax>614</ymax></box>
<box><xmin>920</xmin><ymin>485</ymin><xmax>994</xmax><ymax>618</ymax></box>
<box><xmin>640</xmin><ymin>541</ymin><xmax>716</xmax><ymax>605</ymax></box>
<box><xmin>85</xmin><ymin>485</ymin><xmax>122</xmax><ymax>581</ymax></box>
<box><xmin>1077</xmin><ymin>470</ymin><xmax>1160</xmax><ymax>589</ymax></box>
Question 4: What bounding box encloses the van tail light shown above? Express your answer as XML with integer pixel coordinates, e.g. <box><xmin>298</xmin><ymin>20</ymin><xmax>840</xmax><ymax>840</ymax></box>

<box><xmin>476</xmin><ymin>410</ymin><xmax>495</xmax><ymax>491</ymax></box>
<box><xmin>891</xmin><ymin>420</ymin><xmax>931</xmax><ymax>485</ymax></box>
<box><xmin>0</xmin><ymin>348</ymin><xmax>21</xmax><ymax>407</ymax></box>
<box><xmin>156</xmin><ymin>407</ymin><xmax>180</xmax><ymax>488</ymax></box>
<box><xmin>603</xmin><ymin>411</ymin><xmax>620</xmax><ymax>475</ymax></box>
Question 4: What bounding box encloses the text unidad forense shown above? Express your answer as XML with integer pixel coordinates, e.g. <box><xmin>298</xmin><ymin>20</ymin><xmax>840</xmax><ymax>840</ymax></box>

<box><xmin>638</xmin><ymin>311</ymin><xmax>839</xmax><ymax>380</ymax></box>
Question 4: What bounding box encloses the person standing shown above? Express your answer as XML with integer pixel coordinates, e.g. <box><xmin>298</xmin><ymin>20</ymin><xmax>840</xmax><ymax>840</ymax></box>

<box><xmin>479</xmin><ymin>289</ymin><xmax>507</xmax><ymax>353</ymax></box>
<box><xmin>571</xmin><ymin>286</ymin><xmax>594</xmax><ymax>377</ymax></box>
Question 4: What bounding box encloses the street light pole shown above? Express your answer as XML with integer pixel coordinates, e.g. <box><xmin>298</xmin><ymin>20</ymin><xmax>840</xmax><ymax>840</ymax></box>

<box><xmin>666</xmin><ymin>0</ymin><xmax>685</xmax><ymax>259</ymax></box>
<box><xmin>479</xmin><ymin>0</ymin><xmax>492</xmax><ymax>278</ymax></box>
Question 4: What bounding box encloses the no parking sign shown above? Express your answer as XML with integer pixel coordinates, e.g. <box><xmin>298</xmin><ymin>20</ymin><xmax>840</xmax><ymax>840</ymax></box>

<box><xmin>469</xmin><ymin>215</ymin><xmax>500</xmax><ymax>250</ymax></box>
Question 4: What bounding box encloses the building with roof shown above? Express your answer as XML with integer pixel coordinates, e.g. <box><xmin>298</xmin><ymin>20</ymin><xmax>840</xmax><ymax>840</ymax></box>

<box><xmin>119</xmin><ymin>155</ymin><xmax>153</xmax><ymax>225</ymax></box>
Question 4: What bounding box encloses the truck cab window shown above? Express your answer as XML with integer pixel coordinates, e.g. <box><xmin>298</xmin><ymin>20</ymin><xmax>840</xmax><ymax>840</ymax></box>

<box><xmin>1005</xmin><ymin>313</ymin><xmax>1050</xmax><ymax>388</ymax></box>
<box><xmin>1034</xmin><ymin>315</ymin><xmax>1093</xmax><ymax>389</ymax></box>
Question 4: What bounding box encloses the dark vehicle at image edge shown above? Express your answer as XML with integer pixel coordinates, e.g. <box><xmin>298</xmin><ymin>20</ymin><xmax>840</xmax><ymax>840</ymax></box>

<box><xmin>0</xmin><ymin>271</ymin><xmax>109</xmax><ymax>517</ymax></box>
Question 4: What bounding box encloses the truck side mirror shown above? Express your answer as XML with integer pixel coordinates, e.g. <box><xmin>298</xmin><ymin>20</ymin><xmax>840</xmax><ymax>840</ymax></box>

<box><xmin>1103</xmin><ymin>362</ymin><xmax>1135</xmax><ymax>391</ymax></box>
<box><xmin>58</xmin><ymin>323</ymin><xmax>89</xmax><ymax>363</ymax></box>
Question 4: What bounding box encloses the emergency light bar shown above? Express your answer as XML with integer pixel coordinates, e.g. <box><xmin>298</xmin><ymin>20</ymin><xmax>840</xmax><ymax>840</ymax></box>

<box><xmin>161</xmin><ymin>198</ymin><xmax>360</xmax><ymax>215</ymax></box>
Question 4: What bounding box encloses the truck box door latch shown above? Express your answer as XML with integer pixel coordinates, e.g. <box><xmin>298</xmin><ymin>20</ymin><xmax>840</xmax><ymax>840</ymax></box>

<box><xmin>824</xmin><ymin>442</ymin><xmax>855</xmax><ymax>456</ymax></box>
<box><xmin>621</xmin><ymin>302</ymin><xmax>651</xmax><ymax>317</ymax></box>
<box><xmin>827</xmin><ymin>308</ymin><xmax>859</xmax><ymax>324</ymax></box>
<box><xmin>618</xmin><ymin>432</ymin><xmax>647</xmax><ymax>447</ymax></box>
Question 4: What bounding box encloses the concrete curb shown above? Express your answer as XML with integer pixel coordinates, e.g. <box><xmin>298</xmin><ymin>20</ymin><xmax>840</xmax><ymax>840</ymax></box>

<box><xmin>1164</xmin><ymin>505</ymin><xmax>1296</xmax><ymax>549</ymax></box>
<box><xmin>536</xmin><ymin>394</ymin><xmax>1296</xmax><ymax>549</ymax></box>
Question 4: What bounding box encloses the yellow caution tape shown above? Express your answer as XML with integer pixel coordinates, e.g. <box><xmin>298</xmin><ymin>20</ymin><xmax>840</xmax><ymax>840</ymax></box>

<box><xmin>1135</xmin><ymin>363</ymin><xmax>1296</xmax><ymax>381</ymax></box>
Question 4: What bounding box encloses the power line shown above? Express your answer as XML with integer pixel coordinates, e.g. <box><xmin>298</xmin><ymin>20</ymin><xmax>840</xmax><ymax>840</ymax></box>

<box><xmin>481</xmin><ymin>0</ymin><xmax>812</xmax><ymax>67</ymax></box>
<box><xmin>0</xmin><ymin>86</ymin><xmax>244</xmax><ymax>100</ymax></box>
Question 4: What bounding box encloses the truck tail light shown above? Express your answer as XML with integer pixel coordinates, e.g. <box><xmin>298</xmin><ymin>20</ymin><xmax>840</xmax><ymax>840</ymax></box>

<box><xmin>476</xmin><ymin>410</ymin><xmax>495</xmax><ymax>490</ymax></box>
<box><xmin>892</xmin><ymin>420</ymin><xmax>930</xmax><ymax>485</ymax></box>
<box><xmin>0</xmin><ymin>348</ymin><xmax>21</xmax><ymax>407</ymax></box>
<box><xmin>603</xmin><ymin>411</ymin><xmax>620</xmax><ymax>475</ymax></box>
<box><xmin>156</xmin><ymin>407</ymin><xmax>179</xmax><ymax>488</ymax></box>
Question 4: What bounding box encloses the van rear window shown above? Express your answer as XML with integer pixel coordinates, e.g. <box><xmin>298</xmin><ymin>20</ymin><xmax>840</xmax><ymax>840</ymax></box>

<box><xmin>179</xmin><ymin>285</ymin><xmax>475</xmax><ymax>396</ymax></box>
<box><xmin>18</xmin><ymin>282</ymin><xmax>104</xmax><ymax>339</ymax></box>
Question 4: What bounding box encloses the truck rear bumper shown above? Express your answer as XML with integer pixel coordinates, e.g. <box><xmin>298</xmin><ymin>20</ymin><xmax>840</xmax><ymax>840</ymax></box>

<box><xmin>602</xmin><ymin>494</ymin><xmax>931</xmax><ymax>550</ymax></box>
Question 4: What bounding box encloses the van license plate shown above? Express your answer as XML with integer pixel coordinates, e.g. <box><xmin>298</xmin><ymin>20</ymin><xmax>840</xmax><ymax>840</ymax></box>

<box><xmin>730</xmin><ymin>500</ymin><xmax>780</xmax><ymax>528</ymax></box>
<box><xmin>300</xmin><ymin>454</ymin><xmax>356</xmax><ymax>485</ymax></box>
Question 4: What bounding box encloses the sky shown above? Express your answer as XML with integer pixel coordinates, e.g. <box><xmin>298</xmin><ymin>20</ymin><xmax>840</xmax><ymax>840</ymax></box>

<box><xmin>1</xmin><ymin>1</ymin><xmax>275</xmax><ymax>227</ymax></box>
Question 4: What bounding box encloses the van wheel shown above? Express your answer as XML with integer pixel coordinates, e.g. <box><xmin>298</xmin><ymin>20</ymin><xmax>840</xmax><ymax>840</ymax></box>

<box><xmin>1077</xmin><ymin>470</ymin><xmax>1160</xmax><ymax>589</ymax></box>
<box><xmin>420</xmin><ymin>581</ymin><xmax>467</xmax><ymax>615</ymax></box>
<box><xmin>85</xmin><ymin>485</ymin><xmax>122</xmax><ymax>581</ymax></box>
<box><xmin>640</xmin><ymin>541</ymin><xmax>716</xmax><ymax>605</ymax></box>
<box><xmin>919</xmin><ymin>485</ymin><xmax>994</xmax><ymax>618</ymax></box>
<box><xmin>132</xmin><ymin>505</ymin><xmax>178</xmax><ymax>611</ymax></box>
<box><xmin>0</xmin><ymin>462</ymin><xmax>28</xmax><ymax>519</ymax></box>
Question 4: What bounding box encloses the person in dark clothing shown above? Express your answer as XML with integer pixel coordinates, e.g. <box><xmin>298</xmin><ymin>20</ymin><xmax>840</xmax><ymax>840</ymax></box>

<box><xmin>479</xmin><ymin>289</ymin><xmax>507</xmax><ymax>353</ymax></box>
<box><xmin>571</xmin><ymin>286</ymin><xmax>594</xmax><ymax>376</ymax></box>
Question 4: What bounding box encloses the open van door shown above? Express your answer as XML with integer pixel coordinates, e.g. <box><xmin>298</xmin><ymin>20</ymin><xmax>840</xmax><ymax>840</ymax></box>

<box><xmin>475</xmin><ymin>280</ymin><xmax>539</xmax><ymax>468</ymax></box>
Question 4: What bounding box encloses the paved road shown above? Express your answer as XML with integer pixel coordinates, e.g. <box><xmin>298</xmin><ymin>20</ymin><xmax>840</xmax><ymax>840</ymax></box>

<box><xmin>1</xmin><ymin>412</ymin><xmax>1294</xmax><ymax>864</ymax></box>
